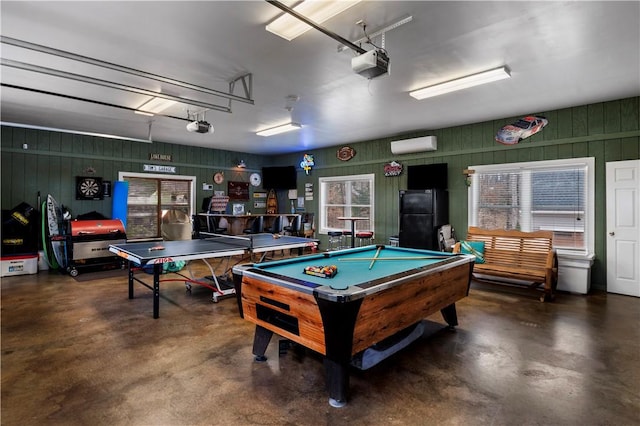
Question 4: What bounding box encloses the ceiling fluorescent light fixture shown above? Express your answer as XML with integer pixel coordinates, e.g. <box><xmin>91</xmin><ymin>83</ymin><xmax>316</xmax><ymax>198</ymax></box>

<box><xmin>134</xmin><ymin>97</ymin><xmax>178</xmax><ymax>115</ymax></box>
<box><xmin>409</xmin><ymin>66</ymin><xmax>511</xmax><ymax>100</ymax></box>
<box><xmin>266</xmin><ymin>0</ymin><xmax>361</xmax><ymax>41</ymax></box>
<box><xmin>256</xmin><ymin>122</ymin><xmax>302</xmax><ymax>137</ymax></box>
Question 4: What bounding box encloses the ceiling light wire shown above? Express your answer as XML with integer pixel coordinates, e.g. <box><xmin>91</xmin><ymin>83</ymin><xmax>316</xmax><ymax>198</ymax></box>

<box><xmin>360</xmin><ymin>22</ymin><xmax>388</xmax><ymax>57</ymax></box>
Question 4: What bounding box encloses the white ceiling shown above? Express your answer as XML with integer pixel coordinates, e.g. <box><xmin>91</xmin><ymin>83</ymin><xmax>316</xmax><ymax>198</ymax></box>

<box><xmin>1</xmin><ymin>1</ymin><xmax>639</xmax><ymax>155</ymax></box>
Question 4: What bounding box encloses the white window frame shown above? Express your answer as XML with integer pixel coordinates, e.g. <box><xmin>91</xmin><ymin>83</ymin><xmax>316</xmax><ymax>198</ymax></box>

<box><xmin>319</xmin><ymin>173</ymin><xmax>375</xmax><ymax>235</ymax></box>
<box><xmin>468</xmin><ymin>157</ymin><xmax>595</xmax><ymax>255</ymax></box>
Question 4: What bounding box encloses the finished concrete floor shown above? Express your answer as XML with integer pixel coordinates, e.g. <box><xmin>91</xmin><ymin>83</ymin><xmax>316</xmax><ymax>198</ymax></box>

<box><xmin>1</xmin><ymin>258</ymin><xmax>639</xmax><ymax>425</ymax></box>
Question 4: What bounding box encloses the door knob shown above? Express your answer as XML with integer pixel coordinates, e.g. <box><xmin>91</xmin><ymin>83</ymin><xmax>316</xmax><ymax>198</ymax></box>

<box><xmin>609</xmin><ymin>231</ymin><xmax>615</xmax><ymax>236</ymax></box>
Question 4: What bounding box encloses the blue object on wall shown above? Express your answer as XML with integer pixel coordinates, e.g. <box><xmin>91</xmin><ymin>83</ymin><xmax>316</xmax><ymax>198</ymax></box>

<box><xmin>112</xmin><ymin>181</ymin><xmax>129</xmax><ymax>228</ymax></box>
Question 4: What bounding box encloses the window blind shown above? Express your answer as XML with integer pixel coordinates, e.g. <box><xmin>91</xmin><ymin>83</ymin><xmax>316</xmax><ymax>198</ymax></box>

<box><xmin>124</xmin><ymin>177</ymin><xmax>192</xmax><ymax>240</ymax></box>
<box><xmin>471</xmin><ymin>163</ymin><xmax>588</xmax><ymax>250</ymax></box>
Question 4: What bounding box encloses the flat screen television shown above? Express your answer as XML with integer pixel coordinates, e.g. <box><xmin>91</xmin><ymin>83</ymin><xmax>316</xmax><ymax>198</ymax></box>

<box><xmin>262</xmin><ymin>166</ymin><xmax>297</xmax><ymax>190</ymax></box>
<box><xmin>407</xmin><ymin>163</ymin><xmax>448</xmax><ymax>190</ymax></box>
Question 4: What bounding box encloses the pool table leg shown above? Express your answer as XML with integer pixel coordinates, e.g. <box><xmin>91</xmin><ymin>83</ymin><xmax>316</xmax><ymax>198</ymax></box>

<box><xmin>440</xmin><ymin>303</ymin><xmax>458</xmax><ymax>329</ymax></box>
<box><xmin>315</xmin><ymin>297</ymin><xmax>363</xmax><ymax>408</ymax></box>
<box><xmin>324</xmin><ymin>358</ymin><xmax>348</xmax><ymax>408</ymax></box>
<box><xmin>252</xmin><ymin>325</ymin><xmax>273</xmax><ymax>362</ymax></box>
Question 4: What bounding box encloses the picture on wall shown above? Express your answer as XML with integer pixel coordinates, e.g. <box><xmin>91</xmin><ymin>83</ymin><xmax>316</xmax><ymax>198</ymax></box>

<box><xmin>232</xmin><ymin>203</ymin><xmax>245</xmax><ymax>215</ymax></box>
<box><xmin>228</xmin><ymin>181</ymin><xmax>249</xmax><ymax>200</ymax></box>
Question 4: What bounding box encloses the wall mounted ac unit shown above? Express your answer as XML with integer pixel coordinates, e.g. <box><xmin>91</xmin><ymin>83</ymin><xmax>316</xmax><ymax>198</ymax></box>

<box><xmin>390</xmin><ymin>135</ymin><xmax>437</xmax><ymax>154</ymax></box>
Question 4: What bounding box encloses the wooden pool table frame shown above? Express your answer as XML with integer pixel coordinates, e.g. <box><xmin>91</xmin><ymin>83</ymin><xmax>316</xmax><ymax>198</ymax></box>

<box><xmin>235</xmin><ymin>247</ymin><xmax>475</xmax><ymax>407</ymax></box>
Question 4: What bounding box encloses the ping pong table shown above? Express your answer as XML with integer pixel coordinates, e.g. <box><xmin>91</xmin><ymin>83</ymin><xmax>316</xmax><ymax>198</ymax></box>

<box><xmin>109</xmin><ymin>233</ymin><xmax>319</xmax><ymax>318</ymax></box>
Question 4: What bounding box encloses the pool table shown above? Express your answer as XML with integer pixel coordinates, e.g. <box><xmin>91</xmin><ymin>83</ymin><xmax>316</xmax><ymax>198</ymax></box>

<box><xmin>234</xmin><ymin>245</ymin><xmax>475</xmax><ymax>407</ymax></box>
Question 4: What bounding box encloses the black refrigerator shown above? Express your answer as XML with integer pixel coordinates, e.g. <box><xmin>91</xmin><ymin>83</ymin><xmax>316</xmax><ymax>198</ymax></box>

<box><xmin>398</xmin><ymin>189</ymin><xmax>449</xmax><ymax>250</ymax></box>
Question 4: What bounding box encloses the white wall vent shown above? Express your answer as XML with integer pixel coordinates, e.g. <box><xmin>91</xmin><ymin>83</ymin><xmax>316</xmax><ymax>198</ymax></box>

<box><xmin>390</xmin><ymin>136</ymin><xmax>437</xmax><ymax>154</ymax></box>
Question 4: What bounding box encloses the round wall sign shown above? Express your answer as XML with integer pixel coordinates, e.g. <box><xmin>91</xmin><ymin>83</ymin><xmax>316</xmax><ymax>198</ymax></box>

<box><xmin>213</xmin><ymin>172</ymin><xmax>224</xmax><ymax>184</ymax></box>
<box><xmin>337</xmin><ymin>146</ymin><xmax>356</xmax><ymax>161</ymax></box>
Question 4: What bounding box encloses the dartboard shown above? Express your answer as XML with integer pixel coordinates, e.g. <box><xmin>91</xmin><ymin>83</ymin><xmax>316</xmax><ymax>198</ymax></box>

<box><xmin>76</xmin><ymin>176</ymin><xmax>104</xmax><ymax>200</ymax></box>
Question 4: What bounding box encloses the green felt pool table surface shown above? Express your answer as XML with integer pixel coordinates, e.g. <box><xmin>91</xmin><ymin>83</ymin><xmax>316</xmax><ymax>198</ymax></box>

<box><xmin>246</xmin><ymin>245</ymin><xmax>467</xmax><ymax>295</ymax></box>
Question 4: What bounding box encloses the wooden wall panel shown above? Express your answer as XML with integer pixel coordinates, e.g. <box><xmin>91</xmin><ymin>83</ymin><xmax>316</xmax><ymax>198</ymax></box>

<box><xmin>621</xmin><ymin>137</ymin><xmax>640</xmax><ymax>159</ymax></box>
<box><xmin>572</xmin><ymin>105</ymin><xmax>589</xmax><ymax>137</ymax></box>
<box><xmin>503</xmin><ymin>148</ymin><xmax>520</xmax><ymax>164</ymax></box>
<box><xmin>460</xmin><ymin>124</ymin><xmax>474</xmax><ymax>150</ymax></box>
<box><xmin>572</xmin><ymin>142</ymin><xmax>589</xmax><ymax>158</ymax></box>
<box><xmin>543</xmin><ymin>144</ymin><xmax>559</xmax><ymax>160</ymax></box>
<box><xmin>557</xmin><ymin>143</ymin><xmax>573</xmax><ymax>159</ymax></box>
<box><xmin>620</xmin><ymin>97</ymin><xmax>639</xmax><ymax>131</ymax></box>
<box><xmin>556</xmin><ymin>108</ymin><xmax>573</xmax><ymax>138</ymax></box>
<box><xmin>588</xmin><ymin>103</ymin><xmax>605</xmax><ymax>135</ymax></box>
<box><xmin>604</xmin><ymin>100</ymin><xmax>621</xmax><ymax>132</ymax></box>
<box><xmin>482</xmin><ymin>121</ymin><xmax>496</xmax><ymax>149</ymax></box>
<box><xmin>542</xmin><ymin>110</ymin><xmax>558</xmax><ymax>140</ymax></box>
<box><xmin>604</xmin><ymin>140</ymin><xmax>622</xmax><ymax>162</ymax></box>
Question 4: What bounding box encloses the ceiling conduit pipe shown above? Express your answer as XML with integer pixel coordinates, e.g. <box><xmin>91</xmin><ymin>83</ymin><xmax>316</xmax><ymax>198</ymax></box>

<box><xmin>1</xmin><ymin>35</ymin><xmax>254</xmax><ymax>106</ymax></box>
<box><xmin>0</xmin><ymin>83</ymin><xmax>191</xmax><ymax>122</ymax></box>
<box><xmin>1</xmin><ymin>58</ymin><xmax>233</xmax><ymax>113</ymax></box>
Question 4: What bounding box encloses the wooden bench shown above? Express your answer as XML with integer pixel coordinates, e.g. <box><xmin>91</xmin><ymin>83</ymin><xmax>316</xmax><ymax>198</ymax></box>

<box><xmin>454</xmin><ymin>227</ymin><xmax>558</xmax><ymax>302</ymax></box>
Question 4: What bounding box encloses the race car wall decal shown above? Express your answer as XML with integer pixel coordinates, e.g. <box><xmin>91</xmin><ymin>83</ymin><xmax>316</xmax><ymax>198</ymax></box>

<box><xmin>495</xmin><ymin>115</ymin><xmax>548</xmax><ymax>145</ymax></box>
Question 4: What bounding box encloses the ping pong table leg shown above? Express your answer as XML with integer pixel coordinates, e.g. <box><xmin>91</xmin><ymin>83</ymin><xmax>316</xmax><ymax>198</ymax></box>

<box><xmin>153</xmin><ymin>263</ymin><xmax>161</xmax><ymax>319</ymax></box>
<box><xmin>128</xmin><ymin>262</ymin><xmax>135</xmax><ymax>299</ymax></box>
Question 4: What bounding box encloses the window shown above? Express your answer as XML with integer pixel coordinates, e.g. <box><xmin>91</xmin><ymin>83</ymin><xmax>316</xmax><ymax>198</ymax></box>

<box><xmin>468</xmin><ymin>158</ymin><xmax>594</xmax><ymax>253</ymax></box>
<box><xmin>319</xmin><ymin>174</ymin><xmax>374</xmax><ymax>234</ymax></box>
<box><xmin>118</xmin><ymin>172</ymin><xmax>196</xmax><ymax>240</ymax></box>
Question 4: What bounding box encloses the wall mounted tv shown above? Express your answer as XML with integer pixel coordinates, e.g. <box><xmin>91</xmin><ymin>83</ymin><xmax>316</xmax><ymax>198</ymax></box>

<box><xmin>407</xmin><ymin>163</ymin><xmax>448</xmax><ymax>190</ymax></box>
<box><xmin>262</xmin><ymin>166</ymin><xmax>297</xmax><ymax>190</ymax></box>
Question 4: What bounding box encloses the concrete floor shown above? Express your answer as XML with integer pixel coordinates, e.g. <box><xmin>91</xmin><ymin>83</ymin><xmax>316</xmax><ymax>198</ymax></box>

<box><xmin>1</xmin><ymin>258</ymin><xmax>639</xmax><ymax>426</ymax></box>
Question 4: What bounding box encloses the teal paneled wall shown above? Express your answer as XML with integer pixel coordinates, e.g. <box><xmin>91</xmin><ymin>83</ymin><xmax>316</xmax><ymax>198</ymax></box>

<box><xmin>0</xmin><ymin>128</ymin><xmax>267</xmax><ymax>217</ymax></box>
<box><xmin>2</xmin><ymin>97</ymin><xmax>639</xmax><ymax>290</ymax></box>
<box><xmin>276</xmin><ymin>97</ymin><xmax>640</xmax><ymax>291</ymax></box>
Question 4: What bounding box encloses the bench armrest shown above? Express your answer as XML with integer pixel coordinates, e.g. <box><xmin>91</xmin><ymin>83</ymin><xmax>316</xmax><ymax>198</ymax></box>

<box><xmin>452</xmin><ymin>242</ymin><xmax>461</xmax><ymax>254</ymax></box>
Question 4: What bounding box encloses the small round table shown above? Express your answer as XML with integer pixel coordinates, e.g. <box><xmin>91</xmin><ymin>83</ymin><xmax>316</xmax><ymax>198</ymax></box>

<box><xmin>338</xmin><ymin>216</ymin><xmax>369</xmax><ymax>248</ymax></box>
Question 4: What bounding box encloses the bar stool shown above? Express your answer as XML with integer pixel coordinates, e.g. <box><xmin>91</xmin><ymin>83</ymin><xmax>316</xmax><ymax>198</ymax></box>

<box><xmin>355</xmin><ymin>231</ymin><xmax>374</xmax><ymax>247</ymax></box>
<box><xmin>327</xmin><ymin>231</ymin><xmax>343</xmax><ymax>251</ymax></box>
<box><xmin>341</xmin><ymin>230</ymin><xmax>352</xmax><ymax>249</ymax></box>
<box><xmin>283</xmin><ymin>215</ymin><xmax>302</xmax><ymax>236</ymax></box>
<box><xmin>243</xmin><ymin>216</ymin><xmax>264</xmax><ymax>234</ymax></box>
<box><xmin>264</xmin><ymin>216</ymin><xmax>283</xmax><ymax>234</ymax></box>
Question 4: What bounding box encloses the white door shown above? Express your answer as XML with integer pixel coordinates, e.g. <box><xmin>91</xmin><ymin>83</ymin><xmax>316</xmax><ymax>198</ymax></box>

<box><xmin>606</xmin><ymin>160</ymin><xmax>640</xmax><ymax>297</ymax></box>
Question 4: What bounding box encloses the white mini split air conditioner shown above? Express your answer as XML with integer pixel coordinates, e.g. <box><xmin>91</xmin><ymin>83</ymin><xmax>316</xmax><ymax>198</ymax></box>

<box><xmin>390</xmin><ymin>136</ymin><xmax>437</xmax><ymax>154</ymax></box>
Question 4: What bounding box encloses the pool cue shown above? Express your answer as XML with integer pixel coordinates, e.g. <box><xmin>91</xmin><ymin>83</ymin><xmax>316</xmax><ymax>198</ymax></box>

<box><xmin>368</xmin><ymin>246</ymin><xmax>382</xmax><ymax>270</ymax></box>
<box><xmin>339</xmin><ymin>256</ymin><xmax>450</xmax><ymax>262</ymax></box>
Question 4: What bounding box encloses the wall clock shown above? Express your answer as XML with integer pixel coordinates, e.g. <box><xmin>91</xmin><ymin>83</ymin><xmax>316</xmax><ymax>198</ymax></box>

<box><xmin>213</xmin><ymin>172</ymin><xmax>224</xmax><ymax>184</ymax></box>
<box><xmin>76</xmin><ymin>176</ymin><xmax>104</xmax><ymax>200</ymax></box>
<box><xmin>250</xmin><ymin>173</ymin><xmax>262</xmax><ymax>187</ymax></box>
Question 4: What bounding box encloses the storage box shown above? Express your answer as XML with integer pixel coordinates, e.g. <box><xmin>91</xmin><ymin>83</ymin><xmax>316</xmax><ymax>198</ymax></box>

<box><xmin>1</xmin><ymin>254</ymin><xmax>38</xmax><ymax>277</ymax></box>
<box><xmin>557</xmin><ymin>251</ymin><xmax>595</xmax><ymax>294</ymax></box>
